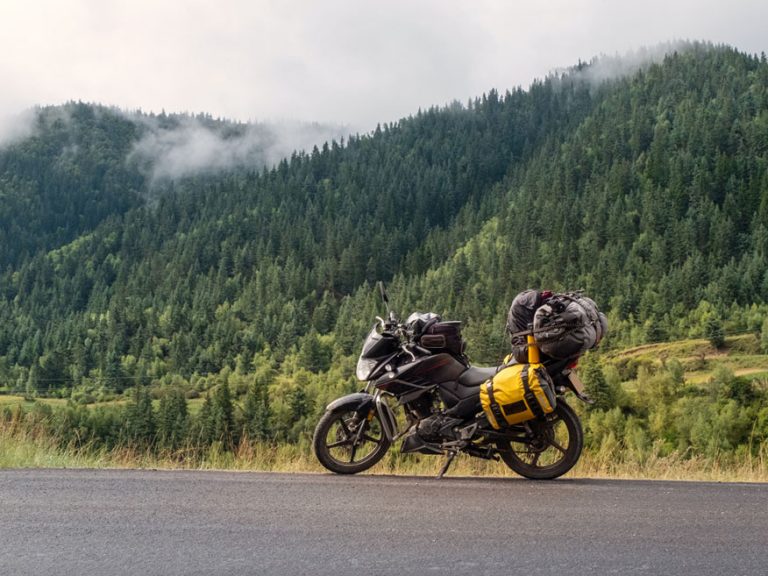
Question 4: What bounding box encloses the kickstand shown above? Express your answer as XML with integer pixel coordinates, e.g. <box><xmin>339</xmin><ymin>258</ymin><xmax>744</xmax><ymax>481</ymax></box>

<box><xmin>436</xmin><ymin>451</ymin><xmax>457</xmax><ymax>479</ymax></box>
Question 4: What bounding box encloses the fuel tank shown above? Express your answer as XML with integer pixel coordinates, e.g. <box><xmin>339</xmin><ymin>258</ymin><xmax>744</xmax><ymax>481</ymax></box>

<box><xmin>373</xmin><ymin>353</ymin><xmax>466</xmax><ymax>396</ymax></box>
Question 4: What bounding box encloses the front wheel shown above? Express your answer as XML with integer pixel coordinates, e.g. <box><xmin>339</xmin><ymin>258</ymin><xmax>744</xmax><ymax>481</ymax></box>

<box><xmin>496</xmin><ymin>401</ymin><xmax>583</xmax><ymax>480</ymax></box>
<box><xmin>313</xmin><ymin>406</ymin><xmax>391</xmax><ymax>474</ymax></box>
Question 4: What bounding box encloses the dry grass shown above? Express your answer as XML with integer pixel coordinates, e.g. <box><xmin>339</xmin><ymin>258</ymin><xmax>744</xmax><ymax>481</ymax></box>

<box><xmin>0</xmin><ymin>424</ymin><xmax>108</xmax><ymax>469</ymax></box>
<box><xmin>2</xmin><ymin>424</ymin><xmax>765</xmax><ymax>482</ymax></box>
<box><xmin>574</xmin><ymin>455</ymin><xmax>768</xmax><ymax>483</ymax></box>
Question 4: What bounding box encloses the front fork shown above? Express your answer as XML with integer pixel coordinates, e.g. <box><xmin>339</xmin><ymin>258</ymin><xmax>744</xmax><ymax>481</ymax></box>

<box><xmin>344</xmin><ymin>384</ymin><xmax>398</xmax><ymax>444</ymax></box>
<box><xmin>370</xmin><ymin>390</ymin><xmax>399</xmax><ymax>442</ymax></box>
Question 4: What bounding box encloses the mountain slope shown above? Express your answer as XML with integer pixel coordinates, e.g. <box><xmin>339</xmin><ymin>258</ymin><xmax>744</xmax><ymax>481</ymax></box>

<box><xmin>0</xmin><ymin>104</ymin><xmax>146</xmax><ymax>268</ymax></box>
<box><xmin>394</xmin><ymin>44</ymin><xmax>768</xmax><ymax>356</ymax></box>
<box><xmin>1</xmin><ymin>42</ymin><xmax>768</xmax><ymax>393</ymax></box>
<box><xmin>0</xmin><ymin>103</ymin><xmax>348</xmax><ymax>269</ymax></box>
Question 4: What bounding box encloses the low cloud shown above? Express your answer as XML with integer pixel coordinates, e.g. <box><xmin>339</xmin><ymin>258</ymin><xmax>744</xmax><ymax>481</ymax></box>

<box><xmin>0</xmin><ymin>108</ymin><xmax>38</xmax><ymax>147</ymax></box>
<box><xmin>127</xmin><ymin>114</ymin><xmax>352</xmax><ymax>182</ymax></box>
<box><xmin>554</xmin><ymin>40</ymin><xmax>697</xmax><ymax>89</ymax></box>
<box><xmin>2</xmin><ymin>104</ymin><xmax>352</xmax><ymax>184</ymax></box>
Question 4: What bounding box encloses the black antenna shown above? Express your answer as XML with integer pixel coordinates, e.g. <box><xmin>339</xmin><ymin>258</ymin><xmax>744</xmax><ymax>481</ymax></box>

<box><xmin>378</xmin><ymin>281</ymin><xmax>390</xmax><ymax>313</ymax></box>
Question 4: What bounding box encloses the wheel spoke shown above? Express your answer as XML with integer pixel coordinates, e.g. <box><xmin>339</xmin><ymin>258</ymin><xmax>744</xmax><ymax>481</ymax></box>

<box><xmin>362</xmin><ymin>434</ymin><xmax>381</xmax><ymax>443</ymax></box>
<box><xmin>327</xmin><ymin>439</ymin><xmax>351</xmax><ymax>449</ymax></box>
<box><xmin>548</xmin><ymin>439</ymin><xmax>567</xmax><ymax>454</ymax></box>
<box><xmin>508</xmin><ymin>431</ymin><xmax>567</xmax><ymax>467</ymax></box>
<box><xmin>349</xmin><ymin>445</ymin><xmax>358</xmax><ymax>463</ymax></box>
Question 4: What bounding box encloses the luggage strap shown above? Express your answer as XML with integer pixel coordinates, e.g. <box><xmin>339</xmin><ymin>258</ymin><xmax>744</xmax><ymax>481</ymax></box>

<box><xmin>522</xmin><ymin>365</ymin><xmax>546</xmax><ymax>420</ymax></box>
<box><xmin>508</xmin><ymin>322</ymin><xmax>587</xmax><ymax>340</ymax></box>
<box><xmin>485</xmin><ymin>380</ymin><xmax>507</xmax><ymax>429</ymax></box>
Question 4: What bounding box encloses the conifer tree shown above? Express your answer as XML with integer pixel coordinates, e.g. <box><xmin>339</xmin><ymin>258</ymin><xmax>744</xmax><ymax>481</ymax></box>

<box><xmin>705</xmin><ymin>315</ymin><xmax>726</xmax><ymax>349</ymax></box>
<box><xmin>203</xmin><ymin>383</ymin><xmax>235</xmax><ymax>447</ymax></box>
<box><xmin>157</xmin><ymin>388</ymin><xmax>189</xmax><ymax>451</ymax></box>
<box><xmin>582</xmin><ymin>358</ymin><xmax>615</xmax><ymax>412</ymax></box>
<box><xmin>122</xmin><ymin>386</ymin><xmax>155</xmax><ymax>447</ymax></box>
<box><xmin>242</xmin><ymin>381</ymin><xmax>271</xmax><ymax>442</ymax></box>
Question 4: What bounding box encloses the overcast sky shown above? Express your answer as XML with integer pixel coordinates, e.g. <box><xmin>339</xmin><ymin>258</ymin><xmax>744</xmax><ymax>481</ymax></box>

<box><xmin>1</xmin><ymin>0</ymin><xmax>767</xmax><ymax>133</ymax></box>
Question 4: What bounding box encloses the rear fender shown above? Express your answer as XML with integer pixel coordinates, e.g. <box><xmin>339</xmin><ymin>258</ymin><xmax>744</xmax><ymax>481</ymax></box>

<box><xmin>555</xmin><ymin>371</ymin><xmax>594</xmax><ymax>404</ymax></box>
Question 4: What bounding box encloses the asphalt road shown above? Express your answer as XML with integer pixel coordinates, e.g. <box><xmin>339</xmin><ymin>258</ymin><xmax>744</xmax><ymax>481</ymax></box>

<box><xmin>1</xmin><ymin>469</ymin><xmax>766</xmax><ymax>576</ymax></box>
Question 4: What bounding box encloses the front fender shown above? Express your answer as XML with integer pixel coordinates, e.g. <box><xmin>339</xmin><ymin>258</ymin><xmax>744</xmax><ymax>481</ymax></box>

<box><xmin>326</xmin><ymin>392</ymin><xmax>375</xmax><ymax>413</ymax></box>
<box><xmin>325</xmin><ymin>392</ymin><xmax>398</xmax><ymax>442</ymax></box>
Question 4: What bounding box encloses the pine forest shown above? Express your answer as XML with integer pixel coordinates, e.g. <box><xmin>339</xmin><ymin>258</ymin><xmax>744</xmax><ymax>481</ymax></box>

<box><xmin>2</xmin><ymin>43</ymin><xmax>768</xmax><ymax>477</ymax></box>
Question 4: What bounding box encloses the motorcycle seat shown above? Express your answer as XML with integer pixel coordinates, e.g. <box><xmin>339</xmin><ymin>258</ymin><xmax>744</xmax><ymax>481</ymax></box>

<box><xmin>458</xmin><ymin>366</ymin><xmax>499</xmax><ymax>388</ymax></box>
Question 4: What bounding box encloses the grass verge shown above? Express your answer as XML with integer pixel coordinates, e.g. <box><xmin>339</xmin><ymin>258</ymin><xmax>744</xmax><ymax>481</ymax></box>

<box><xmin>2</xmin><ymin>425</ymin><xmax>766</xmax><ymax>482</ymax></box>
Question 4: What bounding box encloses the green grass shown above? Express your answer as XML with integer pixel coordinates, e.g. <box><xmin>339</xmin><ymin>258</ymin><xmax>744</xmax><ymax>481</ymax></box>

<box><xmin>606</xmin><ymin>334</ymin><xmax>768</xmax><ymax>387</ymax></box>
<box><xmin>0</xmin><ymin>395</ymin><xmax>68</xmax><ymax>408</ymax></box>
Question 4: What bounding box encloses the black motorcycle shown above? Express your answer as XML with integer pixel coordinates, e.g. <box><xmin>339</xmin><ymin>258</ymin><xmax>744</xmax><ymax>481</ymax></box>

<box><xmin>312</xmin><ymin>284</ymin><xmax>592</xmax><ymax>479</ymax></box>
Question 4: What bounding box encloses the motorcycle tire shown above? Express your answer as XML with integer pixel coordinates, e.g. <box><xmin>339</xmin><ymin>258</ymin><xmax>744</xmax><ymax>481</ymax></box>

<box><xmin>496</xmin><ymin>401</ymin><xmax>583</xmax><ymax>480</ymax></box>
<box><xmin>313</xmin><ymin>406</ymin><xmax>391</xmax><ymax>474</ymax></box>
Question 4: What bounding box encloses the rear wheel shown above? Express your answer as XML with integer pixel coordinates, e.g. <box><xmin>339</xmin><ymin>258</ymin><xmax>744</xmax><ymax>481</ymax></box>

<box><xmin>313</xmin><ymin>406</ymin><xmax>391</xmax><ymax>474</ymax></box>
<box><xmin>496</xmin><ymin>401</ymin><xmax>583</xmax><ymax>480</ymax></box>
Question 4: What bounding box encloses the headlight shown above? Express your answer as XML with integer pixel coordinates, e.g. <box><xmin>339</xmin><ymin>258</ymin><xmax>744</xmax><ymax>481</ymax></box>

<box><xmin>356</xmin><ymin>357</ymin><xmax>378</xmax><ymax>381</ymax></box>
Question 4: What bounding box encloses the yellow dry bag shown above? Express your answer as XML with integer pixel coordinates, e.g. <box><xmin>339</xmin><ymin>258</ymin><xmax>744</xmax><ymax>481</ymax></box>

<box><xmin>480</xmin><ymin>363</ymin><xmax>556</xmax><ymax>429</ymax></box>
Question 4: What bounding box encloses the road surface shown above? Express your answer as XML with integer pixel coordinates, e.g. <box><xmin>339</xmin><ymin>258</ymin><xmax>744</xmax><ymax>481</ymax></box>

<box><xmin>1</xmin><ymin>469</ymin><xmax>766</xmax><ymax>575</ymax></box>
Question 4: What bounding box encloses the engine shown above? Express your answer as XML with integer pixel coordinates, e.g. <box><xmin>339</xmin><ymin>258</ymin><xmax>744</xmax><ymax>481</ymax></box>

<box><xmin>415</xmin><ymin>414</ymin><xmax>463</xmax><ymax>443</ymax></box>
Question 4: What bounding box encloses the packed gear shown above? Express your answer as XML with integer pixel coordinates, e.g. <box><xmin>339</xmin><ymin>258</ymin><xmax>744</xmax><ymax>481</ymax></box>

<box><xmin>533</xmin><ymin>293</ymin><xmax>608</xmax><ymax>359</ymax></box>
<box><xmin>479</xmin><ymin>361</ymin><xmax>557</xmax><ymax>429</ymax></box>
<box><xmin>506</xmin><ymin>290</ymin><xmax>607</xmax><ymax>360</ymax></box>
<box><xmin>506</xmin><ymin>289</ymin><xmax>553</xmax><ymax>363</ymax></box>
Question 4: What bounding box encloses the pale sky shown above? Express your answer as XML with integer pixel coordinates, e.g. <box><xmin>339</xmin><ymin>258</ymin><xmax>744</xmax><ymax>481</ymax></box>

<box><xmin>1</xmin><ymin>0</ymin><xmax>767</xmax><ymax>132</ymax></box>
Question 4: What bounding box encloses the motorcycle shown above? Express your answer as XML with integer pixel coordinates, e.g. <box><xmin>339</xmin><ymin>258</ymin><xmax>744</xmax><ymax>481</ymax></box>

<box><xmin>312</xmin><ymin>284</ymin><xmax>593</xmax><ymax>479</ymax></box>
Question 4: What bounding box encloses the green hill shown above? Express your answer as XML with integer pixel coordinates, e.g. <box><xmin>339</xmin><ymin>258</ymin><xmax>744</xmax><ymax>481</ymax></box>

<box><xmin>0</xmin><ymin>43</ymin><xmax>767</xmax><ymax>466</ymax></box>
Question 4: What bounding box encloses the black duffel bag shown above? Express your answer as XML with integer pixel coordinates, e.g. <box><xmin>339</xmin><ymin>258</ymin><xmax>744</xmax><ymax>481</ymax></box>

<box><xmin>532</xmin><ymin>293</ymin><xmax>608</xmax><ymax>359</ymax></box>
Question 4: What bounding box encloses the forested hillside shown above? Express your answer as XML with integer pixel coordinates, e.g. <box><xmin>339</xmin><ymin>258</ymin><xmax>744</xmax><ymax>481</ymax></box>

<box><xmin>0</xmin><ymin>65</ymin><xmax>600</xmax><ymax>393</ymax></box>
<box><xmin>0</xmin><ymin>105</ymin><xmax>145</xmax><ymax>269</ymax></box>
<box><xmin>397</xmin><ymin>44</ymin><xmax>768</xmax><ymax>357</ymax></box>
<box><xmin>1</xmin><ymin>44</ymin><xmax>768</xmax><ymax>457</ymax></box>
